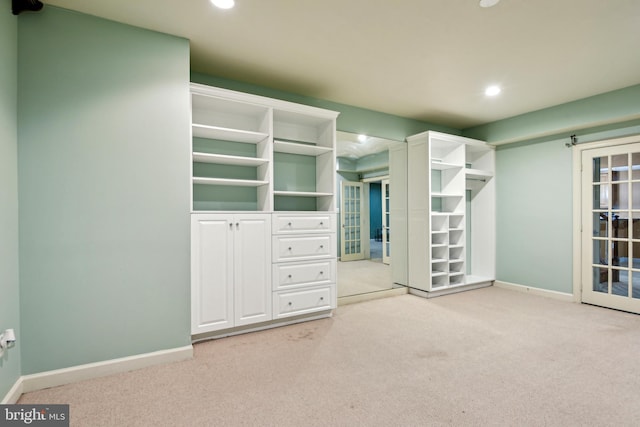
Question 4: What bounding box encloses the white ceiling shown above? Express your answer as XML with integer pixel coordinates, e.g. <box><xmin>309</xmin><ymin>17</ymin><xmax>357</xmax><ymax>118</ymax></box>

<box><xmin>43</xmin><ymin>0</ymin><xmax>640</xmax><ymax>129</ymax></box>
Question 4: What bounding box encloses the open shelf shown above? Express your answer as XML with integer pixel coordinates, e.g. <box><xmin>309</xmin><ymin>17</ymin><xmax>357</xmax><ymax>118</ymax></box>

<box><xmin>466</xmin><ymin>168</ymin><xmax>493</xmax><ymax>180</ymax></box>
<box><xmin>192</xmin><ymin>124</ymin><xmax>268</xmax><ymax>144</ymax></box>
<box><xmin>192</xmin><ymin>152</ymin><xmax>269</xmax><ymax>167</ymax></box>
<box><xmin>274</xmin><ymin>140</ymin><xmax>333</xmax><ymax>156</ymax></box>
<box><xmin>431</xmin><ymin>161</ymin><xmax>464</xmax><ymax>171</ymax></box>
<box><xmin>273</xmin><ymin>190</ymin><xmax>333</xmax><ymax>197</ymax></box>
<box><xmin>193</xmin><ymin>177</ymin><xmax>269</xmax><ymax>187</ymax></box>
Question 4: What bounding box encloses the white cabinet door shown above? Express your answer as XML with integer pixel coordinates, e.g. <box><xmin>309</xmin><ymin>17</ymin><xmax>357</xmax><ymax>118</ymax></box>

<box><xmin>191</xmin><ymin>213</ymin><xmax>271</xmax><ymax>334</ymax></box>
<box><xmin>234</xmin><ymin>214</ymin><xmax>272</xmax><ymax>326</ymax></box>
<box><xmin>191</xmin><ymin>214</ymin><xmax>234</xmax><ymax>334</ymax></box>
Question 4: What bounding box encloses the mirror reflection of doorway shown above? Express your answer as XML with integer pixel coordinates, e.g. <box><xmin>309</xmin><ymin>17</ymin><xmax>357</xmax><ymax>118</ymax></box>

<box><xmin>336</xmin><ymin>132</ymin><xmax>405</xmax><ymax>300</ymax></box>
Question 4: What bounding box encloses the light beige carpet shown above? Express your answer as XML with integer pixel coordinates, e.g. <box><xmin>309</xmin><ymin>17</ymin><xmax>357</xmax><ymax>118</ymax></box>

<box><xmin>19</xmin><ymin>287</ymin><xmax>640</xmax><ymax>426</ymax></box>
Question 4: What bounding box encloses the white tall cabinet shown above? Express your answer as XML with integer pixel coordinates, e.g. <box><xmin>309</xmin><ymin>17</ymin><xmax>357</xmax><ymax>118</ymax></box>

<box><xmin>407</xmin><ymin>131</ymin><xmax>495</xmax><ymax>297</ymax></box>
<box><xmin>190</xmin><ymin>83</ymin><xmax>339</xmax><ymax>337</ymax></box>
<box><xmin>191</xmin><ymin>214</ymin><xmax>271</xmax><ymax>334</ymax></box>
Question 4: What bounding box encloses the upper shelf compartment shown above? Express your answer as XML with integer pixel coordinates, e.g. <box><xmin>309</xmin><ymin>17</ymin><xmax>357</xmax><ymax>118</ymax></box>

<box><xmin>273</xmin><ymin>109</ymin><xmax>335</xmax><ymax>148</ymax></box>
<box><xmin>191</xmin><ymin>92</ymin><xmax>270</xmax><ymax>143</ymax></box>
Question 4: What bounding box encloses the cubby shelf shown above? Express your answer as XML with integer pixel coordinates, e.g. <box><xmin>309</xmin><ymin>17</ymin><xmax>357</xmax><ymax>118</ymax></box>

<box><xmin>193</xmin><ymin>152</ymin><xmax>269</xmax><ymax>167</ymax></box>
<box><xmin>192</xmin><ymin>124</ymin><xmax>268</xmax><ymax>144</ymax></box>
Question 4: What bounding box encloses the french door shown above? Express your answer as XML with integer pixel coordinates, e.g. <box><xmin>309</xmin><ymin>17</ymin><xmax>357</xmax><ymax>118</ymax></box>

<box><xmin>581</xmin><ymin>142</ymin><xmax>640</xmax><ymax>313</ymax></box>
<box><xmin>341</xmin><ymin>181</ymin><xmax>364</xmax><ymax>261</ymax></box>
<box><xmin>382</xmin><ymin>179</ymin><xmax>391</xmax><ymax>265</ymax></box>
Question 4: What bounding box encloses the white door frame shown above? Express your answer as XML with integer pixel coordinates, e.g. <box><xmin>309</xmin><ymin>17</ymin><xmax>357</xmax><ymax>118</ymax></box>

<box><xmin>572</xmin><ymin>134</ymin><xmax>640</xmax><ymax>303</ymax></box>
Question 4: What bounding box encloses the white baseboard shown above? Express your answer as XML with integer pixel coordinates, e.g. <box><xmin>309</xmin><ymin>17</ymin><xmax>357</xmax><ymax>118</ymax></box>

<box><xmin>1</xmin><ymin>376</ymin><xmax>24</xmax><ymax>404</ymax></box>
<box><xmin>17</xmin><ymin>345</ymin><xmax>192</xmax><ymax>396</ymax></box>
<box><xmin>494</xmin><ymin>280</ymin><xmax>575</xmax><ymax>302</ymax></box>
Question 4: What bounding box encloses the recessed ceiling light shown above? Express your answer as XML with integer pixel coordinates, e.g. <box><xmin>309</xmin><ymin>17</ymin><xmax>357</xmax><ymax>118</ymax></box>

<box><xmin>485</xmin><ymin>85</ymin><xmax>501</xmax><ymax>96</ymax></box>
<box><xmin>357</xmin><ymin>134</ymin><xmax>367</xmax><ymax>143</ymax></box>
<box><xmin>211</xmin><ymin>0</ymin><xmax>235</xmax><ymax>9</ymax></box>
<box><xmin>479</xmin><ymin>0</ymin><xmax>500</xmax><ymax>7</ymax></box>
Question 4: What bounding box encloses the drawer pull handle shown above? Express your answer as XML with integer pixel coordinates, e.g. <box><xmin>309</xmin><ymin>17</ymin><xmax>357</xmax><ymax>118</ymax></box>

<box><xmin>288</xmin><ymin>301</ymin><xmax>292</xmax><ymax>306</ymax></box>
<box><xmin>320</xmin><ymin>221</ymin><xmax>324</xmax><ymax>226</ymax></box>
<box><xmin>288</xmin><ymin>222</ymin><xmax>292</xmax><ymax>226</ymax></box>
<box><xmin>288</xmin><ymin>274</ymin><xmax>292</xmax><ymax>279</ymax></box>
<box><xmin>320</xmin><ymin>245</ymin><xmax>324</xmax><ymax>249</ymax></box>
<box><xmin>320</xmin><ymin>297</ymin><xmax>324</xmax><ymax>301</ymax></box>
<box><xmin>288</xmin><ymin>247</ymin><xmax>292</xmax><ymax>251</ymax></box>
<box><xmin>320</xmin><ymin>271</ymin><xmax>324</xmax><ymax>275</ymax></box>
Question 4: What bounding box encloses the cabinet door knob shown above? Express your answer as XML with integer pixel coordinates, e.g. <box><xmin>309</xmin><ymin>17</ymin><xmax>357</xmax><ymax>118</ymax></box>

<box><xmin>288</xmin><ymin>247</ymin><xmax>292</xmax><ymax>251</ymax></box>
<box><xmin>229</xmin><ymin>223</ymin><xmax>233</xmax><ymax>230</ymax></box>
<box><xmin>320</xmin><ymin>297</ymin><xmax>324</xmax><ymax>301</ymax></box>
<box><xmin>288</xmin><ymin>301</ymin><xmax>292</xmax><ymax>306</ymax></box>
<box><xmin>320</xmin><ymin>221</ymin><xmax>324</xmax><ymax>226</ymax></box>
<box><xmin>320</xmin><ymin>245</ymin><xmax>324</xmax><ymax>249</ymax></box>
<box><xmin>288</xmin><ymin>222</ymin><xmax>292</xmax><ymax>226</ymax></box>
<box><xmin>288</xmin><ymin>274</ymin><xmax>292</xmax><ymax>279</ymax></box>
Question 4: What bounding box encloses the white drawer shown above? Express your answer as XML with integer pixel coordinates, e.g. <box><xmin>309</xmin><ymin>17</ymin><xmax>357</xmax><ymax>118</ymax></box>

<box><xmin>272</xmin><ymin>213</ymin><xmax>334</xmax><ymax>234</ymax></box>
<box><xmin>272</xmin><ymin>234</ymin><xmax>335</xmax><ymax>262</ymax></box>
<box><xmin>272</xmin><ymin>259</ymin><xmax>336</xmax><ymax>290</ymax></box>
<box><xmin>273</xmin><ymin>286</ymin><xmax>334</xmax><ymax>319</ymax></box>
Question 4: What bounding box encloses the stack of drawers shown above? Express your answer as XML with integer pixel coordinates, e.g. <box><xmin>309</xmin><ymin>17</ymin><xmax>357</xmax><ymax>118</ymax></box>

<box><xmin>271</xmin><ymin>213</ymin><xmax>337</xmax><ymax>318</ymax></box>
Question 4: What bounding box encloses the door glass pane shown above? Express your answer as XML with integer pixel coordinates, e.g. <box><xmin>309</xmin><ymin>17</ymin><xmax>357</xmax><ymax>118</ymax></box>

<box><xmin>633</xmin><ymin>153</ymin><xmax>640</xmax><ymax>180</ymax></box>
<box><xmin>612</xmin><ymin>215</ymin><xmax>628</xmax><ymax>238</ymax></box>
<box><xmin>612</xmin><ymin>269</ymin><xmax>629</xmax><ymax>297</ymax></box>
<box><xmin>633</xmin><ymin>242</ymin><xmax>640</xmax><ymax>269</ymax></box>
<box><xmin>633</xmin><ymin>183</ymin><xmax>640</xmax><ymax>209</ymax></box>
<box><xmin>593</xmin><ymin>240</ymin><xmax>608</xmax><ymax>265</ymax></box>
<box><xmin>594</xmin><ymin>156</ymin><xmax>608</xmax><ymax>182</ymax></box>
<box><xmin>593</xmin><ymin>267</ymin><xmax>608</xmax><ymax>293</ymax></box>
<box><xmin>612</xmin><ymin>240</ymin><xmax>629</xmax><ymax>268</ymax></box>
<box><xmin>611</xmin><ymin>154</ymin><xmax>629</xmax><ymax>181</ymax></box>
<box><xmin>594</xmin><ymin>184</ymin><xmax>609</xmax><ymax>209</ymax></box>
<box><xmin>633</xmin><ymin>271</ymin><xmax>640</xmax><ymax>299</ymax></box>
<box><xmin>612</xmin><ymin>183</ymin><xmax>628</xmax><ymax>209</ymax></box>
<box><xmin>594</xmin><ymin>213</ymin><xmax>608</xmax><ymax>237</ymax></box>
<box><xmin>632</xmin><ymin>212</ymin><xmax>640</xmax><ymax>239</ymax></box>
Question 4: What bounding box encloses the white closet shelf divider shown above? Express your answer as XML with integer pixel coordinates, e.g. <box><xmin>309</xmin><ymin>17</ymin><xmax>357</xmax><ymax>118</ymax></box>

<box><xmin>465</xmin><ymin>168</ymin><xmax>494</xmax><ymax>180</ymax></box>
<box><xmin>193</xmin><ymin>177</ymin><xmax>269</xmax><ymax>187</ymax></box>
<box><xmin>192</xmin><ymin>152</ymin><xmax>269</xmax><ymax>167</ymax></box>
<box><xmin>273</xmin><ymin>140</ymin><xmax>333</xmax><ymax>156</ymax></box>
<box><xmin>192</xmin><ymin>123</ymin><xmax>269</xmax><ymax>144</ymax></box>
<box><xmin>431</xmin><ymin>161</ymin><xmax>464</xmax><ymax>170</ymax></box>
<box><xmin>273</xmin><ymin>191</ymin><xmax>333</xmax><ymax>197</ymax></box>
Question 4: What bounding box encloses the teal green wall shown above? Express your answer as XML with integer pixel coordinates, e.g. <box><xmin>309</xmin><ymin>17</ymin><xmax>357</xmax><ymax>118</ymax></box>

<box><xmin>0</xmin><ymin>3</ymin><xmax>21</xmax><ymax>399</ymax></box>
<box><xmin>467</xmin><ymin>85</ymin><xmax>640</xmax><ymax>294</ymax></box>
<box><xmin>191</xmin><ymin>72</ymin><xmax>458</xmax><ymax>142</ymax></box>
<box><xmin>18</xmin><ymin>7</ymin><xmax>191</xmax><ymax>374</ymax></box>
<box><xmin>494</xmin><ymin>138</ymin><xmax>573</xmax><ymax>292</ymax></box>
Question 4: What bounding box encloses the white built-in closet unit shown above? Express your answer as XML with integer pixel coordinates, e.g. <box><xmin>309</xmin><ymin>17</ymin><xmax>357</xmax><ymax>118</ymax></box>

<box><xmin>407</xmin><ymin>131</ymin><xmax>495</xmax><ymax>297</ymax></box>
<box><xmin>190</xmin><ymin>83</ymin><xmax>339</xmax><ymax>337</ymax></box>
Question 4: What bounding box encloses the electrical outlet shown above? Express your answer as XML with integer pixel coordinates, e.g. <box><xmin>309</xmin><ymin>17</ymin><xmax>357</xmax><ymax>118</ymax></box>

<box><xmin>0</xmin><ymin>328</ymin><xmax>16</xmax><ymax>352</ymax></box>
